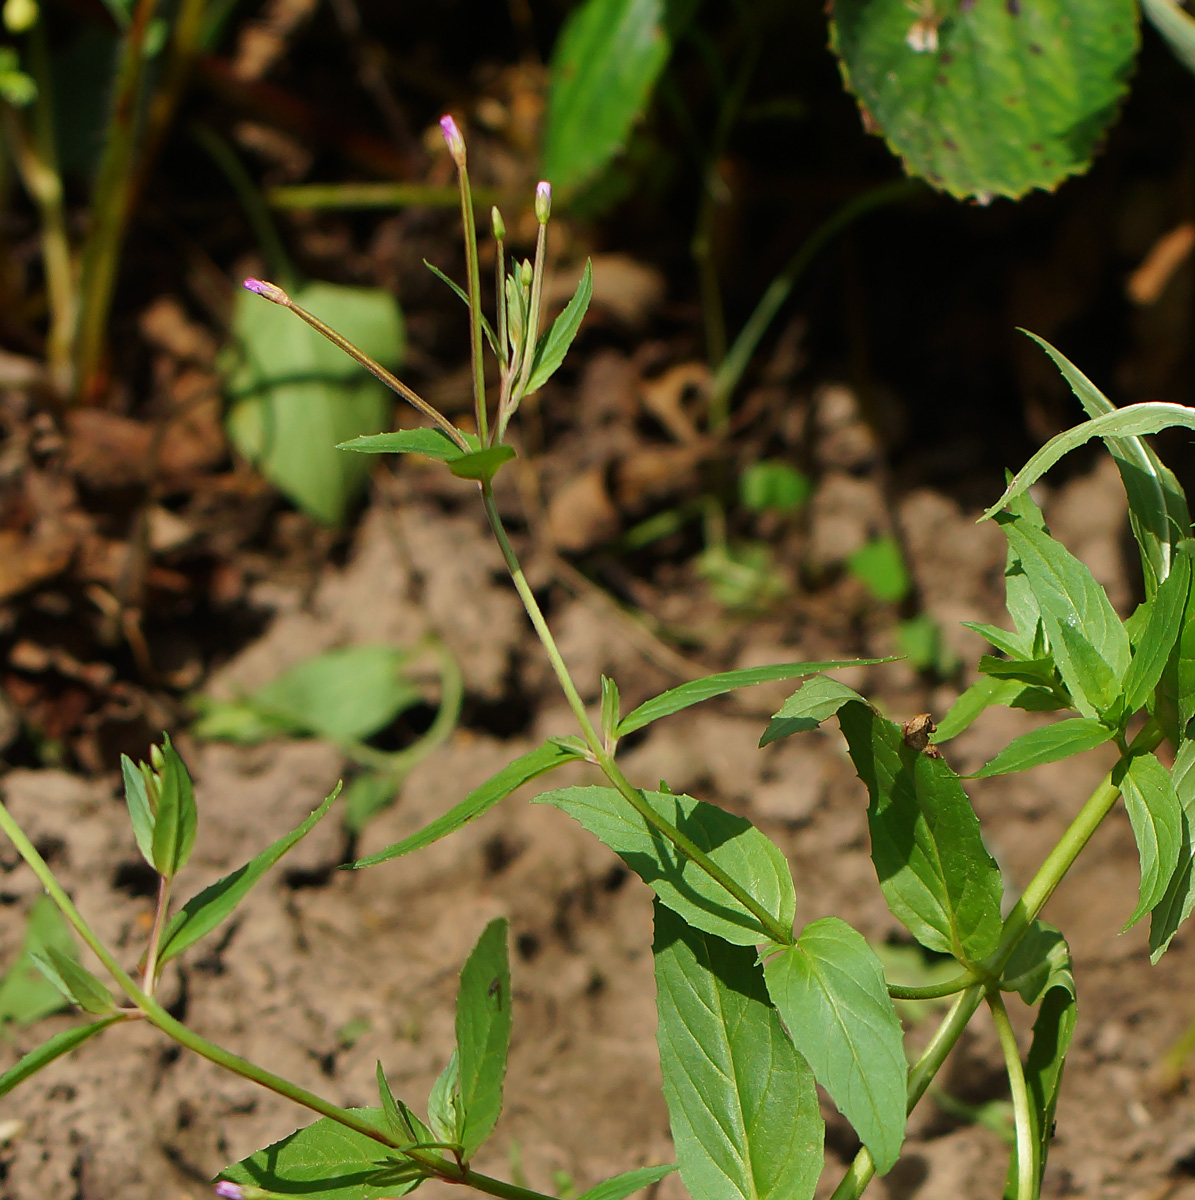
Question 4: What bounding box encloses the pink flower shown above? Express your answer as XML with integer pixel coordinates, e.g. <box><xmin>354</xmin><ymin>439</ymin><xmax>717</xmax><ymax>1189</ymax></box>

<box><xmin>439</xmin><ymin>115</ymin><xmax>466</xmax><ymax>166</ymax></box>
<box><xmin>535</xmin><ymin>182</ymin><xmax>551</xmax><ymax>224</ymax></box>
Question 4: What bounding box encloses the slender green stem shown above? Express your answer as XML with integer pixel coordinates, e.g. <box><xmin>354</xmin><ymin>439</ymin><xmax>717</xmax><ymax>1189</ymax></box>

<box><xmin>23</xmin><ymin>18</ymin><xmax>75</xmax><ymax>396</ymax></box>
<box><xmin>73</xmin><ymin>0</ymin><xmax>161</xmax><ymax>397</ymax></box>
<box><xmin>255</xmin><ymin>283</ymin><xmax>470</xmax><ymax>452</ymax></box>
<box><xmin>887</xmin><ymin>971</ymin><xmax>978</xmax><ymax>1001</ymax></box>
<box><xmin>989</xmin><ymin>990</ymin><xmax>1035</xmax><ymax>1200</ymax></box>
<box><xmin>455</xmin><ymin>156</ymin><xmax>489</xmax><ymax>444</ymax></box>
<box><xmin>710</xmin><ymin>179</ymin><xmax>922</xmax><ymax>411</ymax></box>
<box><xmin>480</xmin><ymin>486</ymin><xmax>795</xmax><ymax>948</ymax></box>
<box><xmin>267</xmin><ymin>182</ymin><xmax>500</xmax><ymax>210</ymax></box>
<box><xmin>1</xmin><ymin>795</ymin><xmax>562</xmax><ymax>1200</ymax></box>
<box><xmin>0</xmin><ymin>800</ymin><xmax>144</xmax><ymax>999</ymax></box>
<box><xmin>141</xmin><ymin>873</ymin><xmax>172</xmax><ymax>993</ymax></box>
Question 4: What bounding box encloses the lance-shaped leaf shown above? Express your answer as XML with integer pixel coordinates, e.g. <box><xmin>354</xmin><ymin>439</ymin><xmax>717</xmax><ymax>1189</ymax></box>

<box><xmin>970</xmin><ymin>717</ymin><xmax>1114</xmax><ymax>778</ymax></box>
<box><xmin>995</xmin><ymin>511</ymin><xmax>1129</xmax><ymax>721</ymax></box>
<box><xmin>1122</xmin><ymin>546</ymin><xmax>1191</xmax><ymax>715</ymax></box>
<box><xmin>1025</xmin><ymin>332</ymin><xmax>1191</xmax><ymax>597</ymax></box>
<box><xmin>158</xmin><ymin>785</ymin><xmax>341</xmax><ymax>966</ymax></box>
<box><xmin>838</xmin><ymin>702</ymin><xmax>1004</xmax><ymax>963</ymax></box>
<box><xmin>0</xmin><ymin>1016</ymin><xmax>122</xmax><ymax>1100</ymax></box>
<box><xmin>759</xmin><ymin>676</ymin><xmax>863</xmax><ymax>747</ymax></box>
<box><xmin>1150</xmin><ymin>740</ymin><xmax>1195</xmax><ymax>961</ymax></box>
<box><xmin>934</xmin><ymin>676</ymin><xmax>1066</xmax><ymax>743</ymax></box>
<box><xmin>218</xmin><ymin>1109</ymin><xmax>425</xmax><ymax>1200</ymax></box>
<box><xmin>1000</xmin><ymin>923</ymin><xmax>1076</xmax><ymax>1195</ymax></box>
<box><xmin>544</xmin><ymin>0</ymin><xmax>670</xmax><ymax>196</ymax></box>
<box><xmin>830</xmin><ymin>0</ymin><xmax>1138</xmax><ymax>201</ymax></box>
<box><xmin>338</xmin><ymin>427</ymin><xmax>474</xmax><ymax>461</ymax></box>
<box><xmin>454</xmin><ymin>918</ymin><xmax>512</xmax><ymax>1159</ymax></box>
<box><xmin>377</xmin><ymin>1061</ymin><xmax>434</xmax><ymax>1148</ymax></box>
<box><xmin>617</xmin><ymin>658</ymin><xmax>893</xmax><ymax>737</ymax></box>
<box><xmin>524</xmin><ymin>259</ymin><xmax>593</xmax><ymax>394</ymax></box>
<box><xmin>350</xmin><ymin>740</ymin><xmax>584</xmax><ymax>869</ymax></box>
<box><xmin>653</xmin><ymin>904</ymin><xmax>824</xmax><ymax>1200</ymax></box>
<box><xmin>576</xmin><ymin>1164</ymin><xmax>678</xmax><ymax>1200</ymax></box>
<box><xmin>30</xmin><ymin>946</ymin><xmax>115</xmax><ymax>1015</ymax></box>
<box><xmin>0</xmin><ymin>895</ymin><xmax>85</xmax><ymax>1025</ymax></box>
<box><xmin>1119</xmin><ymin>750</ymin><xmax>1183</xmax><ymax>929</ymax></box>
<box><xmin>763</xmin><ymin>917</ymin><xmax>906</xmax><ymax>1174</ymax></box>
<box><xmin>121</xmin><ymin>754</ymin><xmax>155</xmax><ymax>867</ymax></box>
<box><xmin>535</xmin><ymin>786</ymin><xmax>795</xmax><ymax>945</ymax></box>
<box><xmin>984</xmin><ymin>403</ymin><xmax>1195</xmax><ymax>522</ymax></box>
<box><xmin>149</xmin><ymin>736</ymin><xmax>198</xmax><ymax>879</ymax></box>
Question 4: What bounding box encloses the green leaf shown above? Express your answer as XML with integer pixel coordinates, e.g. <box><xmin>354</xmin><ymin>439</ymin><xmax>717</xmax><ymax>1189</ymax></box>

<box><xmin>149</xmin><ymin>735</ymin><xmax>198</xmax><ymax>879</ymax></box>
<box><xmin>349</xmin><ymin>741</ymin><xmax>584</xmax><ymax>869</ymax></box>
<box><xmin>838</xmin><ymin>702</ymin><xmax>1004</xmax><ymax>962</ymax></box>
<box><xmin>193</xmin><ymin>645</ymin><xmax>423</xmax><ymax>746</ymax></box>
<box><xmin>524</xmin><ymin>260</ymin><xmax>593</xmax><ymax>394</ymax></box>
<box><xmin>1149</xmin><ymin>740</ymin><xmax>1195</xmax><ymax>961</ymax></box>
<box><xmin>759</xmin><ymin>676</ymin><xmax>864</xmax><ymax>747</ymax></box>
<box><xmin>1142</xmin><ymin>0</ymin><xmax>1195</xmax><ymax>77</ymax></box>
<box><xmin>29</xmin><ymin>946</ymin><xmax>114</xmax><ymax>1015</ymax></box>
<box><xmin>983</xmin><ymin>403</ymin><xmax>1195</xmax><ymax>523</ymax></box>
<box><xmin>996</xmin><ymin>511</ymin><xmax>1130</xmax><ymax>720</ymax></box>
<box><xmin>934</xmin><ymin>676</ymin><xmax>1028</xmax><ymax>743</ymax></box>
<box><xmin>1024</xmin><ymin>332</ymin><xmax>1191</xmax><ymax>597</ymax></box>
<box><xmin>453</xmin><ymin>918</ymin><xmax>512</xmax><ymax>1159</ymax></box>
<box><xmin>447</xmin><ymin>445</ymin><xmax>517</xmax><ymax>484</ymax></box>
<box><xmin>158</xmin><ymin>785</ymin><xmax>340</xmax><ymax>966</ymax></box>
<box><xmin>0</xmin><ymin>896</ymin><xmax>84</xmax><ymax>1025</ymax></box>
<box><xmin>1119</xmin><ymin>751</ymin><xmax>1184</xmax><ymax>929</ymax></box>
<box><xmin>224</xmin><ymin>282</ymin><xmax>403</xmax><ymax>525</ymax></box>
<box><xmin>616</xmin><ymin>658</ymin><xmax>893</xmax><ymax>737</ymax></box>
<box><xmin>653</xmin><ymin>904</ymin><xmax>823</xmax><ymax>1200</ymax></box>
<box><xmin>601</xmin><ymin>675</ymin><xmax>621</xmax><ymax>744</ymax></box>
<box><xmin>847</xmin><ymin>535</ymin><xmax>910</xmax><ymax>603</ymax></box>
<box><xmin>999</xmin><ymin>923</ymin><xmax>1075</xmax><ymax>1196</ymax></box>
<box><xmin>976</xmin><ymin>653</ymin><xmax>1058</xmax><ymax>688</ymax></box>
<box><xmin>965</xmin><ymin>622</ymin><xmax>1035</xmax><ymax>662</ymax></box>
<box><xmin>575</xmin><ymin>1164</ymin><xmax>677</xmax><ymax>1200</ymax></box>
<box><xmin>0</xmin><ymin>1016</ymin><xmax>122</xmax><ymax>1100</ymax></box>
<box><xmin>830</xmin><ymin>0</ymin><xmax>1139</xmax><ymax>201</ymax></box>
<box><xmin>427</xmin><ymin>1050</ymin><xmax>462</xmax><ymax>1146</ymax></box>
<box><xmin>218</xmin><ymin>1109</ymin><xmax>424</xmax><ymax>1200</ymax></box>
<box><xmin>1122</xmin><ymin>546</ymin><xmax>1192</xmax><ymax>714</ymax></box>
<box><xmin>739</xmin><ymin>461</ymin><xmax>813</xmax><ymax>514</ymax></box>
<box><xmin>535</xmin><ymin>786</ymin><xmax>795</xmax><ymax>946</ymax></box>
<box><xmin>338</xmin><ymin>427</ymin><xmax>471</xmax><ymax>461</ymax></box>
<box><xmin>543</xmin><ymin>0</ymin><xmax>671</xmax><ymax>196</ymax></box>
<box><xmin>763</xmin><ymin>918</ymin><xmax>906</xmax><ymax>1174</ymax></box>
<box><xmin>969</xmin><ymin>717</ymin><xmax>1114</xmax><ymax>778</ymax></box>
<box><xmin>376</xmin><ymin>1061</ymin><xmax>434</xmax><ymax>1147</ymax></box>
<box><xmin>121</xmin><ymin>754</ymin><xmax>155</xmax><ymax>866</ymax></box>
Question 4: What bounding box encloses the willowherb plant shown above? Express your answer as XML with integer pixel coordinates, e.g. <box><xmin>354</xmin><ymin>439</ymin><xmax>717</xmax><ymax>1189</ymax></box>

<box><xmin>6</xmin><ymin>115</ymin><xmax>1195</xmax><ymax>1200</ymax></box>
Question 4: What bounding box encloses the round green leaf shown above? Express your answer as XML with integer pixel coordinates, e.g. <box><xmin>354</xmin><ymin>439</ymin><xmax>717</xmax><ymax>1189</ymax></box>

<box><xmin>831</xmin><ymin>0</ymin><xmax>1139</xmax><ymax>200</ymax></box>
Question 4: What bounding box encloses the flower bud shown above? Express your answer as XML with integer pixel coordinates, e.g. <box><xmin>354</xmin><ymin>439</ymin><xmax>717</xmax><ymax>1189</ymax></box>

<box><xmin>520</xmin><ymin>259</ymin><xmax>533</xmax><ymax>289</ymax></box>
<box><xmin>535</xmin><ymin>181</ymin><xmax>551</xmax><ymax>225</ymax></box>
<box><xmin>439</xmin><ymin>114</ymin><xmax>466</xmax><ymax>167</ymax></box>
<box><xmin>243</xmin><ymin>278</ymin><xmax>289</xmax><ymax>305</ymax></box>
<box><xmin>214</xmin><ymin>1183</ymin><xmax>245</xmax><ymax>1199</ymax></box>
<box><xmin>491</xmin><ymin>206</ymin><xmax>506</xmax><ymax>241</ymax></box>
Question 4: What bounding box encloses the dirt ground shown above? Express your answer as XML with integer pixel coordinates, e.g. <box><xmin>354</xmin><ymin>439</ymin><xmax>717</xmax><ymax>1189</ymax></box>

<box><xmin>4</xmin><ymin>5</ymin><xmax>1195</xmax><ymax>1200</ymax></box>
<box><xmin>5</xmin><ymin>433</ymin><xmax>1195</xmax><ymax>1200</ymax></box>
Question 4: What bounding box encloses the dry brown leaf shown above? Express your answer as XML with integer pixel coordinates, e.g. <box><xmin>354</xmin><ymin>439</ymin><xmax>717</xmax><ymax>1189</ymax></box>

<box><xmin>1128</xmin><ymin>223</ymin><xmax>1195</xmax><ymax>306</ymax></box>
